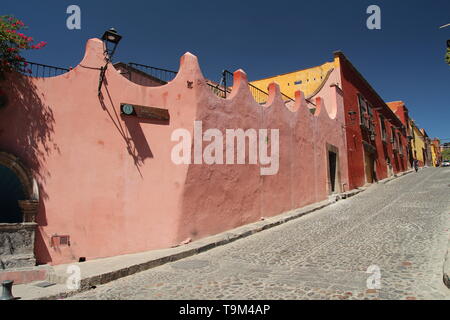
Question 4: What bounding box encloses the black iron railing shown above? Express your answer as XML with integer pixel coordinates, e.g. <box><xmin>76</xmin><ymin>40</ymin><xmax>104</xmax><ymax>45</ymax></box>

<box><xmin>222</xmin><ymin>70</ymin><xmax>233</xmax><ymax>97</ymax></box>
<box><xmin>22</xmin><ymin>61</ymin><xmax>69</xmax><ymax>77</ymax></box>
<box><xmin>127</xmin><ymin>63</ymin><xmax>231</xmax><ymax>98</ymax></box>
<box><xmin>207</xmin><ymin>82</ymin><xmax>228</xmax><ymax>98</ymax></box>
<box><xmin>223</xmin><ymin>70</ymin><xmax>270</xmax><ymax>103</ymax></box>
<box><xmin>19</xmin><ymin>60</ymin><xmax>312</xmax><ymax>107</ymax></box>
<box><xmin>123</xmin><ymin>63</ymin><xmax>296</xmax><ymax>104</ymax></box>
<box><xmin>128</xmin><ymin>63</ymin><xmax>178</xmax><ymax>83</ymax></box>
<box><xmin>207</xmin><ymin>70</ymin><xmax>232</xmax><ymax>98</ymax></box>
<box><xmin>248</xmin><ymin>82</ymin><xmax>270</xmax><ymax>104</ymax></box>
<box><xmin>281</xmin><ymin>92</ymin><xmax>295</xmax><ymax>103</ymax></box>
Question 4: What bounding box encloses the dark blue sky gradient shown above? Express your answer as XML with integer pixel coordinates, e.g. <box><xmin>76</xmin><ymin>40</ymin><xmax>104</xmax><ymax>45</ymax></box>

<box><xmin>3</xmin><ymin>0</ymin><xmax>450</xmax><ymax>140</ymax></box>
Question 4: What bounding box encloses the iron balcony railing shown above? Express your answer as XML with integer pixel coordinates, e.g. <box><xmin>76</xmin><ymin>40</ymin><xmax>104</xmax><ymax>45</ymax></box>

<box><xmin>128</xmin><ymin>63</ymin><xmax>178</xmax><ymax>83</ymax></box>
<box><xmin>21</xmin><ymin>61</ymin><xmax>69</xmax><ymax>77</ymax></box>
<box><xmin>127</xmin><ymin>62</ymin><xmax>230</xmax><ymax>98</ymax></box>
<box><xmin>248</xmin><ymin>81</ymin><xmax>270</xmax><ymax>104</ymax></box>
<box><xmin>223</xmin><ymin>69</ymin><xmax>270</xmax><ymax>103</ymax></box>
<box><xmin>123</xmin><ymin>64</ymin><xmax>297</xmax><ymax>104</ymax></box>
<box><xmin>207</xmin><ymin>82</ymin><xmax>228</xmax><ymax>98</ymax></box>
<box><xmin>19</xmin><ymin>61</ymin><xmax>314</xmax><ymax>107</ymax></box>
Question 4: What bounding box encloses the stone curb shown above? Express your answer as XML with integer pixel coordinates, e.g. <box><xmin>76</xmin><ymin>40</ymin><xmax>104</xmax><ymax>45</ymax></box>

<box><xmin>26</xmin><ymin>171</ymin><xmax>412</xmax><ymax>300</ymax></box>
<box><xmin>379</xmin><ymin>169</ymin><xmax>414</xmax><ymax>185</ymax></box>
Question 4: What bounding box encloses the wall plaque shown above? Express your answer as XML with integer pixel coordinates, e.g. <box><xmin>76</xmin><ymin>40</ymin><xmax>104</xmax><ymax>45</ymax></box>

<box><xmin>120</xmin><ymin>103</ymin><xmax>170</xmax><ymax>121</ymax></box>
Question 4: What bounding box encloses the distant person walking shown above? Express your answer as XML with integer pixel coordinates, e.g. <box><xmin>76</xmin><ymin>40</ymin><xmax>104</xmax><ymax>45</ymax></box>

<box><xmin>413</xmin><ymin>159</ymin><xmax>419</xmax><ymax>172</ymax></box>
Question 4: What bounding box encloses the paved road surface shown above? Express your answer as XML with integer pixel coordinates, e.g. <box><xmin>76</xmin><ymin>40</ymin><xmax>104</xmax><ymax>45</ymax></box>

<box><xmin>69</xmin><ymin>167</ymin><xmax>450</xmax><ymax>300</ymax></box>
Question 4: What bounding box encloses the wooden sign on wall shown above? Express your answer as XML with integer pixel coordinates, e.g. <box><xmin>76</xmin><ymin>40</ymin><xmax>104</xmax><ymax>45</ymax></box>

<box><xmin>120</xmin><ymin>103</ymin><xmax>170</xmax><ymax>121</ymax></box>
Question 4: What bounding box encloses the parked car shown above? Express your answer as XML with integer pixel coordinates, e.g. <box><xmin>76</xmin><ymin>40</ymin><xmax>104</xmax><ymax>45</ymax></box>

<box><xmin>442</xmin><ymin>161</ymin><xmax>450</xmax><ymax>167</ymax></box>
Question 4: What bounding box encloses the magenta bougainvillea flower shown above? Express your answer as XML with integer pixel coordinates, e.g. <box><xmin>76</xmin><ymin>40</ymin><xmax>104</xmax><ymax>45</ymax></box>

<box><xmin>0</xmin><ymin>15</ymin><xmax>47</xmax><ymax>77</ymax></box>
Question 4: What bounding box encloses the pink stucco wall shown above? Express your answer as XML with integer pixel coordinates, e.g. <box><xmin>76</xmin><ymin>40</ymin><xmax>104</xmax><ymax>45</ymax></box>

<box><xmin>0</xmin><ymin>38</ymin><xmax>348</xmax><ymax>265</ymax></box>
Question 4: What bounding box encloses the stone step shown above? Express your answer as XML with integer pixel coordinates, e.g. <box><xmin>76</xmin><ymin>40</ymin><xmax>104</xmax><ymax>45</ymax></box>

<box><xmin>0</xmin><ymin>265</ymin><xmax>50</xmax><ymax>285</ymax></box>
<box><xmin>0</xmin><ymin>253</ymin><xmax>36</xmax><ymax>269</ymax></box>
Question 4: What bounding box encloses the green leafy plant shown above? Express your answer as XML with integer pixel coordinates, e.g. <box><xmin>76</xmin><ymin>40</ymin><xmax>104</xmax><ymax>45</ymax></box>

<box><xmin>0</xmin><ymin>15</ymin><xmax>46</xmax><ymax>78</ymax></box>
<box><xmin>442</xmin><ymin>147</ymin><xmax>450</xmax><ymax>161</ymax></box>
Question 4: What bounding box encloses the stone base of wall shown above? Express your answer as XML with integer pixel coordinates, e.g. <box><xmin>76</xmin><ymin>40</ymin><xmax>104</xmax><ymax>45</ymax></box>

<box><xmin>0</xmin><ymin>223</ymin><xmax>37</xmax><ymax>269</ymax></box>
<box><xmin>0</xmin><ymin>253</ymin><xmax>36</xmax><ymax>269</ymax></box>
<box><xmin>0</xmin><ymin>265</ymin><xmax>49</xmax><ymax>285</ymax></box>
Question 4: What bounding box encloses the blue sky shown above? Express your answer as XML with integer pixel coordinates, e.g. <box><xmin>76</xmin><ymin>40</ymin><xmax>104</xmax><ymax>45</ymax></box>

<box><xmin>3</xmin><ymin>0</ymin><xmax>450</xmax><ymax>140</ymax></box>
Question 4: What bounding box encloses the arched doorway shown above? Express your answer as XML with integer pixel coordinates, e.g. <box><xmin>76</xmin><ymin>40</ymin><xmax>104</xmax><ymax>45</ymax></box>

<box><xmin>0</xmin><ymin>165</ymin><xmax>27</xmax><ymax>223</ymax></box>
<box><xmin>0</xmin><ymin>152</ymin><xmax>39</xmax><ymax>269</ymax></box>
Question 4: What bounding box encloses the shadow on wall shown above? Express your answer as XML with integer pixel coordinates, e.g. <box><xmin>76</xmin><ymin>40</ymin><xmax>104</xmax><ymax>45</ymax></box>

<box><xmin>0</xmin><ymin>72</ymin><xmax>59</xmax><ymax>264</ymax></box>
<box><xmin>98</xmin><ymin>78</ymin><xmax>162</xmax><ymax>177</ymax></box>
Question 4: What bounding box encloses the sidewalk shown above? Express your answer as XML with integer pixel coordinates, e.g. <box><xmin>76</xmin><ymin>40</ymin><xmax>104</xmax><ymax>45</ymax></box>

<box><xmin>10</xmin><ymin>170</ymin><xmax>414</xmax><ymax>300</ymax></box>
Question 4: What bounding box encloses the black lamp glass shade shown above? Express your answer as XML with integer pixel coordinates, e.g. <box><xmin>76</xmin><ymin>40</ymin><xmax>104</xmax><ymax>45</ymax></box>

<box><xmin>101</xmin><ymin>28</ymin><xmax>122</xmax><ymax>44</ymax></box>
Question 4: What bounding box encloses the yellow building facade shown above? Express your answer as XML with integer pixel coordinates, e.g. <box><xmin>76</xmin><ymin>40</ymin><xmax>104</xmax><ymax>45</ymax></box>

<box><xmin>431</xmin><ymin>143</ymin><xmax>438</xmax><ymax>166</ymax></box>
<box><xmin>250</xmin><ymin>57</ymin><xmax>339</xmax><ymax>99</ymax></box>
<box><xmin>430</xmin><ymin>139</ymin><xmax>441</xmax><ymax>166</ymax></box>
<box><xmin>410</xmin><ymin>121</ymin><xmax>426</xmax><ymax>166</ymax></box>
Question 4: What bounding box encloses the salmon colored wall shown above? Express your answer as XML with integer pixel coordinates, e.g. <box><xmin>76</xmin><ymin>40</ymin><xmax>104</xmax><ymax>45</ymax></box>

<box><xmin>1</xmin><ymin>39</ymin><xmax>200</xmax><ymax>265</ymax></box>
<box><xmin>0</xmin><ymin>38</ymin><xmax>348</xmax><ymax>265</ymax></box>
<box><xmin>178</xmin><ymin>68</ymin><xmax>349</xmax><ymax>241</ymax></box>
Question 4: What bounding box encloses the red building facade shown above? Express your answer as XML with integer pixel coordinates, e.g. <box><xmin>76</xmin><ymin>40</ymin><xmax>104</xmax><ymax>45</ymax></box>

<box><xmin>387</xmin><ymin>101</ymin><xmax>414</xmax><ymax>168</ymax></box>
<box><xmin>335</xmin><ymin>52</ymin><xmax>409</xmax><ymax>190</ymax></box>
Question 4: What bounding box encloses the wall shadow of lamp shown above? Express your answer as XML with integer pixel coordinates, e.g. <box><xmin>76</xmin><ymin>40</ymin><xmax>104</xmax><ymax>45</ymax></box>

<box><xmin>98</xmin><ymin>28</ymin><xmax>123</xmax><ymax>96</ymax></box>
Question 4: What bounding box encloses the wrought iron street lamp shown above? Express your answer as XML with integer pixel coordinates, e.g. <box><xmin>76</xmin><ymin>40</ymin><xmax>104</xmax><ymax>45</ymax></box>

<box><xmin>101</xmin><ymin>28</ymin><xmax>122</xmax><ymax>60</ymax></box>
<box><xmin>98</xmin><ymin>28</ymin><xmax>122</xmax><ymax>95</ymax></box>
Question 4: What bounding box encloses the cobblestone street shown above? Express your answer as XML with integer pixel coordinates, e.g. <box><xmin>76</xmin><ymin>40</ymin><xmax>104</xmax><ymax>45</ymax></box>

<box><xmin>69</xmin><ymin>167</ymin><xmax>450</xmax><ymax>300</ymax></box>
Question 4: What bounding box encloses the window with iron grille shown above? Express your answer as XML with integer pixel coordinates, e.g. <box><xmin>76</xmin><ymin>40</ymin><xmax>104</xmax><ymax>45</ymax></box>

<box><xmin>367</xmin><ymin>103</ymin><xmax>374</xmax><ymax>131</ymax></box>
<box><xmin>358</xmin><ymin>94</ymin><xmax>368</xmax><ymax>127</ymax></box>
<box><xmin>380</xmin><ymin>115</ymin><xmax>386</xmax><ymax>141</ymax></box>
<box><xmin>398</xmin><ymin>133</ymin><xmax>403</xmax><ymax>154</ymax></box>
<box><xmin>391</xmin><ymin>127</ymin><xmax>397</xmax><ymax>149</ymax></box>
